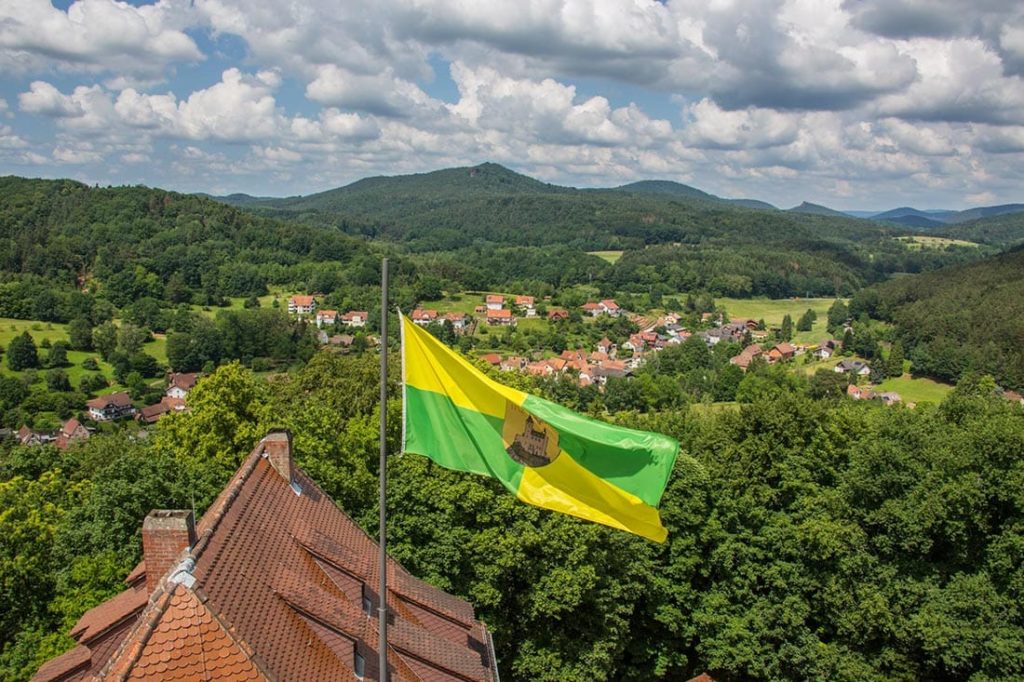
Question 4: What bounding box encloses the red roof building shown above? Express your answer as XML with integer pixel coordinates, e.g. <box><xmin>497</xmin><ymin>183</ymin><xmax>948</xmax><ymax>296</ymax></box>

<box><xmin>54</xmin><ymin>418</ymin><xmax>89</xmax><ymax>450</ymax></box>
<box><xmin>85</xmin><ymin>391</ymin><xmax>135</xmax><ymax>422</ymax></box>
<box><xmin>410</xmin><ymin>308</ymin><xmax>439</xmax><ymax>326</ymax></box>
<box><xmin>547</xmin><ymin>309</ymin><xmax>569</xmax><ymax>321</ymax></box>
<box><xmin>32</xmin><ymin>431</ymin><xmax>498</xmax><ymax>682</ymax></box>
<box><xmin>485</xmin><ymin>309</ymin><xmax>515</xmax><ymax>325</ymax></box>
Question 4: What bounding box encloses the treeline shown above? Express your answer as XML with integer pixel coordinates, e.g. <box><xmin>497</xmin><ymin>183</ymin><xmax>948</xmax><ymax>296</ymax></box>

<box><xmin>851</xmin><ymin>246</ymin><xmax>1024</xmax><ymax>389</ymax></box>
<box><xmin>3</xmin><ymin>357</ymin><xmax>1023</xmax><ymax>681</ymax></box>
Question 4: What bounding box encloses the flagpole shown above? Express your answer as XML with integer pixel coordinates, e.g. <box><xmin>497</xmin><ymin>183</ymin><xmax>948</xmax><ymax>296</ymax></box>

<box><xmin>378</xmin><ymin>257</ymin><xmax>389</xmax><ymax>681</ymax></box>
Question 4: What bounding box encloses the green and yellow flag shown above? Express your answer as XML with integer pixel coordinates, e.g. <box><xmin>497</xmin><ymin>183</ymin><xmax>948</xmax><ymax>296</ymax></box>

<box><xmin>400</xmin><ymin>314</ymin><xmax>679</xmax><ymax>542</ymax></box>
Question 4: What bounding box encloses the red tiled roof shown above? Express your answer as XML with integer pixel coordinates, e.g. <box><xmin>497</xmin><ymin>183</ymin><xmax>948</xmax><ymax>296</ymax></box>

<box><xmin>480</xmin><ymin>353</ymin><xmax>501</xmax><ymax>365</ymax></box>
<box><xmin>85</xmin><ymin>391</ymin><xmax>132</xmax><ymax>410</ymax></box>
<box><xmin>600</xmin><ymin>299</ymin><xmax>620</xmax><ymax>310</ymax></box>
<box><xmin>34</xmin><ymin>433</ymin><xmax>496</xmax><ymax>682</ymax></box>
<box><xmin>168</xmin><ymin>372</ymin><xmax>199</xmax><ymax>391</ymax></box>
<box><xmin>581</xmin><ymin>302</ymin><xmax>601</xmax><ymax>310</ymax></box>
<box><xmin>341</xmin><ymin>310</ymin><xmax>369</xmax><ymax>321</ymax></box>
<box><xmin>485</xmin><ymin>294</ymin><xmax>504</xmax><ymax>303</ymax></box>
<box><xmin>486</xmin><ymin>308</ymin><xmax>513</xmax><ymax>319</ymax></box>
<box><xmin>515</xmin><ymin>295</ymin><xmax>534</xmax><ymax>305</ymax></box>
<box><xmin>289</xmin><ymin>295</ymin><xmax>315</xmax><ymax>306</ymax></box>
<box><xmin>411</xmin><ymin>308</ymin><xmax>438</xmax><ymax>321</ymax></box>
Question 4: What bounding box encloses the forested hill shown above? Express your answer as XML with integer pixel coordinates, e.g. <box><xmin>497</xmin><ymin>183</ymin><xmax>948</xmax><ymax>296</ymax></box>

<box><xmin>0</xmin><ymin>176</ymin><xmax>375</xmax><ymax>320</ymax></box>
<box><xmin>852</xmin><ymin>245</ymin><xmax>1024</xmax><ymax>389</ymax></box>
<box><xmin>221</xmin><ymin>162</ymin><xmax>900</xmax><ymax>251</ymax></box>
<box><xmin>937</xmin><ymin>211</ymin><xmax>1024</xmax><ymax>247</ymax></box>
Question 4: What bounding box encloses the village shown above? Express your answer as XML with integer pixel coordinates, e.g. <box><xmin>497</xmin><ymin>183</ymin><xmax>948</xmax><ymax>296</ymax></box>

<box><xmin>10</xmin><ymin>289</ymin><xmax>1023</xmax><ymax>451</ymax></box>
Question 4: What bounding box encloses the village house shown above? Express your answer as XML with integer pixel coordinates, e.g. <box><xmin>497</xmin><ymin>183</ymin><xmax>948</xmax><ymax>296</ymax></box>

<box><xmin>315</xmin><ymin>309</ymin><xmax>338</xmax><ymax>328</ymax></box>
<box><xmin>480</xmin><ymin>353</ymin><xmax>502</xmax><ymax>367</ymax></box>
<box><xmin>86</xmin><ymin>391</ymin><xmax>136</xmax><ymax>422</ymax></box>
<box><xmin>730</xmin><ymin>344</ymin><xmax>763</xmax><ymax>370</ymax></box>
<box><xmin>340</xmin><ymin>310</ymin><xmax>369</xmax><ymax>327</ymax></box>
<box><xmin>443</xmin><ymin>312</ymin><xmax>471</xmax><ymax>332</ymax></box>
<box><xmin>766</xmin><ymin>342</ymin><xmax>797</xmax><ymax>364</ymax></box>
<box><xmin>17</xmin><ymin>425</ymin><xmax>51</xmax><ymax>446</ymax></box>
<box><xmin>847</xmin><ymin>384</ymin><xmax>873</xmax><ymax>400</ymax></box>
<box><xmin>835</xmin><ymin>359</ymin><xmax>872</xmax><ymax>376</ymax></box>
<box><xmin>813</xmin><ymin>340</ymin><xmax>839</xmax><ymax>360</ymax></box>
<box><xmin>515</xmin><ymin>295</ymin><xmax>536</xmax><ymax>317</ymax></box>
<box><xmin>581</xmin><ymin>302</ymin><xmax>603</xmax><ymax>317</ymax></box>
<box><xmin>137</xmin><ymin>396</ymin><xmax>187</xmax><ymax>424</ymax></box>
<box><xmin>287</xmin><ymin>295</ymin><xmax>317</xmax><ymax>316</ymax></box>
<box><xmin>599</xmin><ymin>299</ymin><xmax>622</xmax><ymax>316</ymax></box>
<box><xmin>597</xmin><ymin>337</ymin><xmax>616</xmax><ymax>356</ymax></box>
<box><xmin>31</xmin><ymin>431</ymin><xmax>499</xmax><ymax>682</ymax></box>
<box><xmin>411</xmin><ymin>308</ymin><xmax>439</xmax><ymax>326</ymax></box>
<box><xmin>486</xmin><ymin>308</ymin><xmax>515</xmax><ymax>326</ymax></box>
<box><xmin>547</xmin><ymin>308</ymin><xmax>569</xmax><ymax>321</ymax></box>
<box><xmin>500</xmin><ymin>356</ymin><xmax>527</xmax><ymax>372</ymax></box>
<box><xmin>54</xmin><ymin>417</ymin><xmax>89</xmax><ymax>450</ymax></box>
<box><xmin>166</xmin><ymin>372</ymin><xmax>198</xmax><ymax>400</ymax></box>
<box><xmin>485</xmin><ymin>294</ymin><xmax>505</xmax><ymax>311</ymax></box>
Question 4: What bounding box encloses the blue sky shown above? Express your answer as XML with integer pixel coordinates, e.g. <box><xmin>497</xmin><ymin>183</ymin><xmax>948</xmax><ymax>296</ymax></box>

<box><xmin>2</xmin><ymin>0</ymin><xmax>1024</xmax><ymax>210</ymax></box>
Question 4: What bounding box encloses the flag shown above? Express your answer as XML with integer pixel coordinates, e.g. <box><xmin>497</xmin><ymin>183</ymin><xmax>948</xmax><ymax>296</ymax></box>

<box><xmin>400</xmin><ymin>314</ymin><xmax>679</xmax><ymax>542</ymax></box>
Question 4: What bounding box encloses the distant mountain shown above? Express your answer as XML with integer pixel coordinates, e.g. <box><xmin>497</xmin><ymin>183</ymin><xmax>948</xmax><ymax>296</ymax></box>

<box><xmin>212</xmin><ymin>162</ymin><xmax>907</xmax><ymax>262</ymax></box>
<box><xmin>873</xmin><ymin>207</ymin><xmax>956</xmax><ymax>223</ymax></box>
<box><xmin>946</xmin><ymin>203</ymin><xmax>1024</xmax><ymax>224</ymax></box>
<box><xmin>612</xmin><ymin>179</ymin><xmax>718</xmax><ymax>202</ymax></box>
<box><xmin>610</xmin><ymin>179</ymin><xmax>776</xmax><ymax>210</ymax></box>
<box><xmin>728</xmin><ymin>198</ymin><xmax>778</xmax><ymax>210</ymax></box>
<box><xmin>787</xmin><ymin>202</ymin><xmax>850</xmax><ymax>218</ymax></box>
<box><xmin>885</xmin><ymin>214</ymin><xmax>948</xmax><ymax>229</ymax></box>
<box><xmin>844</xmin><ymin>210</ymin><xmax>880</xmax><ymax>219</ymax></box>
<box><xmin>938</xmin><ymin>211</ymin><xmax>1024</xmax><ymax>247</ymax></box>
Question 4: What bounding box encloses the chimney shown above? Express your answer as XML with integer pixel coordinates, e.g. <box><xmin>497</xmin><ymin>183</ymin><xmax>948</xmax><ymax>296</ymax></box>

<box><xmin>263</xmin><ymin>429</ymin><xmax>293</xmax><ymax>483</ymax></box>
<box><xmin>142</xmin><ymin>510</ymin><xmax>196</xmax><ymax>593</ymax></box>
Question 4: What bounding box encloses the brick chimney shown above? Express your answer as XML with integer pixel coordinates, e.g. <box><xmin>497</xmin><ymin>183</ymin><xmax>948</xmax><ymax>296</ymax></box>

<box><xmin>263</xmin><ymin>429</ymin><xmax>293</xmax><ymax>483</ymax></box>
<box><xmin>142</xmin><ymin>510</ymin><xmax>196</xmax><ymax>593</ymax></box>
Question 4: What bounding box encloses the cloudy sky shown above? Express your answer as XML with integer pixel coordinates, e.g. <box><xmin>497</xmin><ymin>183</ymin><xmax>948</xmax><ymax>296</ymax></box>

<box><xmin>2</xmin><ymin>0</ymin><xmax>1024</xmax><ymax>209</ymax></box>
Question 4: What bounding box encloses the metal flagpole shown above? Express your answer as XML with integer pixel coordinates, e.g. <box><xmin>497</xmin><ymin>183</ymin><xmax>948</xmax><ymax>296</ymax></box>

<box><xmin>378</xmin><ymin>257</ymin><xmax>389</xmax><ymax>681</ymax></box>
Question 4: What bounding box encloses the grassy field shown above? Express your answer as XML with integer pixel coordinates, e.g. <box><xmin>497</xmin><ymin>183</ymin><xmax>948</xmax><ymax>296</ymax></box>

<box><xmin>587</xmin><ymin>250</ymin><xmax>625</xmax><ymax>264</ymax></box>
<box><xmin>897</xmin><ymin>235</ymin><xmax>979</xmax><ymax>250</ymax></box>
<box><xmin>874</xmin><ymin>374</ymin><xmax>952</xmax><ymax>404</ymax></box>
<box><xmin>0</xmin><ymin>318</ymin><xmax>168</xmax><ymax>393</ymax></box>
<box><xmin>716</xmin><ymin>297</ymin><xmax>841</xmax><ymax>345</ymax></box>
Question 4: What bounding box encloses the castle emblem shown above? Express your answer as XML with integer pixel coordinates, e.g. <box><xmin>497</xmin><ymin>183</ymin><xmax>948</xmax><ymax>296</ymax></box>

<box><xmin>503</xmin><ymin>403</ymin><xmax>560</xmax><ymax>467</ymax></box>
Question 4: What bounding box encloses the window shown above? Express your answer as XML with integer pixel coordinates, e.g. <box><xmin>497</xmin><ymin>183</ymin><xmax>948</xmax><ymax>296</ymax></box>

<box><xmin>354</xmin><ymin>650</ymin><xmax>365</xmax><ymax>679</ymax></box>
<box><xmin>361</xmin><ymin>584</ymin><xmax>372</xmax><ymax>614</ymax></box>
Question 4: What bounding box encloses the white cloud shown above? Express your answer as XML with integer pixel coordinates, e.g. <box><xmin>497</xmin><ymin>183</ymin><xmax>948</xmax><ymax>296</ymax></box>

<box><xmin>19</xmin><ymin>81</ymin><xmax>85</xmax><ymax>117</ymax></box>
<box><xmin>0</xmin><ymin>0</ymin><xmax>202</xmax><ymax>76</ymax></box>
<box><xmin>683</xmin><ymin>99</ymin><xmax>801</xmax><ymax>150</ymax></box>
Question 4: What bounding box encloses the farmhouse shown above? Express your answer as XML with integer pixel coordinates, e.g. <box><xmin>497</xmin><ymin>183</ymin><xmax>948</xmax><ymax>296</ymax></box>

<box><xmin>31</xmin><ymin>432</ymin><xmax>499</xmax><ymax>682</ymax></box>
<box><xmin>599</xmin><ymin>299</ymin><xmax>622</xmax><ymax>316</ymax></box>
<box><xmin>485</xmin><ymin>294</ymin><xmax>504</xmax><ymax>311</ymax></box>
<box><xmin>547</xmin><ymin>309</ymin><xmax>569</xmax><ymax>321</ymax></box>
<box><xmin>766</xmin><ymin>342</ymin><xmax>797</xmax><ymax>363</ymax></box>
<box><xmin>55</xmin><ymin>418</ymin><xmax>90</xmax><ymax>450</ymax></box>
<box><xmin>581</xmin><ymin>302</ymin><xmax>603</xmax><ymax>317</ymax></box>
<box><xmin>86</xmin><ymin>392</ymin><xmax>135</xmax><ymax>422</ymax></box>
<box><xmin>287</xmin><ymin>295</ymin><xmax>317</xmax><ymax>316</ymax></box>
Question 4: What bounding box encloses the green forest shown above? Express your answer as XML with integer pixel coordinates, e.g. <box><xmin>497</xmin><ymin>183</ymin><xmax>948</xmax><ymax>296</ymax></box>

<box><xmin>2</xmin><ymin>357</ymin><xmax>1022</xmax><ymax>681</ymax></box>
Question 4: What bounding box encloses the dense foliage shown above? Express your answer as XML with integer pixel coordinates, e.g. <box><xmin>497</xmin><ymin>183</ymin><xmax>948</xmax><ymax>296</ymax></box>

<box><xmin>3</xmin><ymin>358</ymin><xmax>1022</xmax><ymax>681</ymax></box>
<box><xmin>851</xmin><ymin>246</ymin><xmax>1024</xmax><ymax>389</ymax></box>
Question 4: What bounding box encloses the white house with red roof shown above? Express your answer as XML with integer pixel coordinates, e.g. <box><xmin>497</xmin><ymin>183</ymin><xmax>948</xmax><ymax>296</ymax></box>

<box><xmin>514</xmin><ymin>295</ymin><xmax>536</xmax><ymax>316</ymax></box>
<box><xmin>486</xmin><ymin>308</ymin><xmax>515</xmax><ymax>326</ymax></box>
<box><xmin>287</xmin><ymin>295</ymin><xmax>317</xmax><ymax>316</ymax></box>
<box><xmin>340</xmin><ymin>310</ymin><xmax>369</xmax><ymax>327</ymax></box>
<box><xmin>599</xmin><ymin>299</ymin><xmax>621</xmax><ymax>316</ymax></box>
<box><xmin>485</xmin><ymin>294</ymin><xmax>504</xmax><ymax>311</ymax></box>
<box><xmin>315</xmin><ymin>309</ymin><xmax>338</xmax><ymax>328</ymax></box>
<box><xmin>411</xmin><ymin>309</ymin><xmax>439</xmax><ymax>326</ymax></box>
<box><xmin>86</xmin><ymin>392</ymin><xmax>135</xmax><ymax>422</ymax></box>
